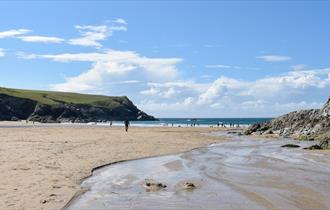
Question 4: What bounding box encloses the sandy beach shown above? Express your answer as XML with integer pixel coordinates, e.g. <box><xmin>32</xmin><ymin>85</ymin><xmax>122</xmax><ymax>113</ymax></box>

<box><xmin>0</xmin><ymin>122</ymin><xmax>226</xmax><ymax>210</ymax></box>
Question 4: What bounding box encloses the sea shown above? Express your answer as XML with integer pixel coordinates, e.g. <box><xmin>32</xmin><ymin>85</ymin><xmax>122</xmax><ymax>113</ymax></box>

<box><xmin>100</xmin><ymin>118</ymin><xmax>272</xmax><ymax>128</ymax></box>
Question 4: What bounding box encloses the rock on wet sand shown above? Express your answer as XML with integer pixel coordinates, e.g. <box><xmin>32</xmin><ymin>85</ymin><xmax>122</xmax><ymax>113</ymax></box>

<box><xmin>281</xmin><ymin>144</ymin><xmax>300</xmax><ymax>148</ymax></box>
<box><xmin>144</xmin><ymin>180</ymin><xmax>167</xmax><ymax>191</ymax></box>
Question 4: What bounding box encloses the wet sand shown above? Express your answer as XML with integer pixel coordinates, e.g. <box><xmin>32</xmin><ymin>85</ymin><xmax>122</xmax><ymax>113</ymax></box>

<box><xmin>68</xmin><ymin>132</ymin><xmax>330</xmax><ymax>210</ymax></box>
<box><xmin>0</xmin><ymin>121</ymin><xmax>226</xmax><ymax>210</ymax></box>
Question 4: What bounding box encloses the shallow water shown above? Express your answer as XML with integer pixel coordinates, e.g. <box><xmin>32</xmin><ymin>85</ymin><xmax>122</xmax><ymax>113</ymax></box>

<box><xmin>67</xmin><ymin>133</ymin><xmax>330</xmax><ymax>210</ymax></box>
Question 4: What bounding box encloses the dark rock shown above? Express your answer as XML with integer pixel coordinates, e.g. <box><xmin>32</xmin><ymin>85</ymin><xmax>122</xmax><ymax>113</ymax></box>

<box><xmin>281</xmin><ymin>144</ymin><xmax>300</xmax><ymax>148</ymax></box>
<box><xmin>0</xmin><ymin>94</ymin><xmax>37</xmax><ymax>121</ymax></box>
<box><xmin>304</xmin><ymin>140</ymin><xmax>329</xmax><ymax>150</ymax></box>
<box><xmin>319</xmin><ymin>139</ymin><xmax>329</xmax><ymax>149</ymax></box>
<box><xmin>227</xmin><ymin>131</ymin><xmax>242</xmax><ymax>135</ymax></box>
<box><xmin>0</xmin><ymin>93</ymin><xmax>156</xmax><ymax>123</ymax></box>
<box><xmin>304</xmin><ymin>145</ymin><xmax>323</xmax><ymax>150</ymax></box>
<box><xmin>244</xmin><ymin>96</ymin><xmax>330</xmax><ymax>138</ymax></box>
<box><xmin>11</xmin><ymin>116</ymin><xmax>19</xmax><ymax>121</ymax></box>
<box><xmin>144</xmin><ymin>181</ymin><xmax>167</xmax><ymax>191</ymax></box>
<box><xmin>243</xmin><ymin>122</ymin><xmax>271</xmax><ymax>135</ymax></box>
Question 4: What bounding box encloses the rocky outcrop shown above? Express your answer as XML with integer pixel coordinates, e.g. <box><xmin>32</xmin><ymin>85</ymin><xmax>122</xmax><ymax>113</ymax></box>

<box><xmin>244</xmin><ymin>97</ymin><xmax>330</xmax><ymax>138</ymax></box>
<box><xmin>0</xmin><ymin>94</ymin><xmax>156</xmax><ymax>123</ymax></box>
<box><xmin>0</xmin><ymin>94</ymin><xmax>37</xmax><ymax>121</ymax></box>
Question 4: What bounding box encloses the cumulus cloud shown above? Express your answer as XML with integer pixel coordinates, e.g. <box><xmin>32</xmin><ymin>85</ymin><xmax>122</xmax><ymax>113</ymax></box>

<box><xmin>18</xmin><ymin>35</ymin><xmax>64</xmax><ymax>43</ymax></box>
<box><xmin>140</xmin><ymin>81</ymin><xmax>208</xmax><ymax>99</ymax></box>
<box><xmin>68</xmin><ymin>23</ymin><xmax>127</xmax><ymax>48</ymax></box>
<box><xmin>0</xmin><ymin>29</ymin><xmax>30</xmax><ymax>39</ymax></box>
<box><xmin>0</xmin><ymin>48</ymin><xmax>5</xmax><ymax>57</ymax></box>
<box><xmin>197</xmin><ymin>77</ymin><xmax>245</xmax><ymax>104</ymax></box>
<box><xmin>68</xmin><ymin>25</ymin><xmax>108</xmax><ymax>48</ymax></box>
<box><xmin>19</xmin><ymin>49</ymin><xmax>182</xmax><ymax>92</ymax></box>
<box><xmin>257</xmin><ymin>55</ymin><xmax>291</xmax><ymax>62</ymax></box>
<box><xmin>138</xmin><ymin>68</ymin><xmax>330</xmax><ymax>117</ymax></box>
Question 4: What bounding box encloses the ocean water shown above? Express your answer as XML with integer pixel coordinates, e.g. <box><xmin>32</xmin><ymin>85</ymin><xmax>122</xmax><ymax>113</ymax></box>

<box><xmin>107</xmin><ymin>118</ymin><xmax>272</xmax><ymax>127</ymax></box>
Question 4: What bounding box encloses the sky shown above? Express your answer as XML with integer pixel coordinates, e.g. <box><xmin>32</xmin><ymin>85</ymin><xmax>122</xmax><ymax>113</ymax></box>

<box><xmin>0</xmin><ymin>1</ymin><xmax>330</xmax><ymax>118</ymax></box>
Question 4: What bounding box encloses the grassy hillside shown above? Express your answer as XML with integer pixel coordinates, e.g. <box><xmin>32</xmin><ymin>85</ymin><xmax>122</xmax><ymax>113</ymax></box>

<box><xmin>0</xmin><ymin>87</ymin><xmax>132</xmax><ymax>108</ymax></box>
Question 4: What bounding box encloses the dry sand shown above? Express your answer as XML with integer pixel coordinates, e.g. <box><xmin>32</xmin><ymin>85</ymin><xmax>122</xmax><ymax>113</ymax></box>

<box><xmin>0</xmin><ymin>122</ymin><xmax>226</xmax><ymax>210</ymax></box>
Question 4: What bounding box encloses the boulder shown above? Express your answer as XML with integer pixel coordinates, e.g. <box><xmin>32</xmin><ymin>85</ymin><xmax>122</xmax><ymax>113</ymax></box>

<box><xmin>281</xmin><ymin>144</ymin><xmax>300</xmax><ymax>148</ymax></box>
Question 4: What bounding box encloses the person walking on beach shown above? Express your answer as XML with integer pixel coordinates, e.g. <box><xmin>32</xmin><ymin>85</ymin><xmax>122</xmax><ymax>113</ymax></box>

<box><xmin>124</xmin><ymin>120</ymin><xmax>130</xmax><ymax>132</ymax></box>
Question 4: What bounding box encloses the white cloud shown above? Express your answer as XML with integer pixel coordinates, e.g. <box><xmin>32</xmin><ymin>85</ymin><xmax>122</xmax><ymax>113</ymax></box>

<box><xmin>68</xmin><ymin>23</ymin><xmax>127</xmax><ymax>48</ymax></box>
<box><xmin>205</xmin><ymin>64</ymin><xmax>232</xmax><ymax>69</ymax></box>
<box><xmin>18</xmin><ymin>35</ymin><xmax>64</xmax><ymax>43</ymax></box>
<box><xmin>114</xmin><ymin>18</ymin><xmax>127</xmax><ymax>25</ymax></box>
<box><xmin>257</xmin><ymin>55</ymin><xmax>291</xmax><ymax>62</ymax></box>
<box><xmin>138</xmin><ymin>98</ymin><xmax>195</xmax><ymax>113</ymax></box>
<box><xmin>137</xmin><ymin>67</ymin><xmax>330</xmax><ymax>117</ymax></box>
<box><xmin>118</xmin><ymin>80</ymin><xmax>141</xmax><ymax>84</ymax></box>
<box><xmin>68</xmin><ymin>25</ymin><xmax>108</xmax><ymax>48</ymax></box>
<box><xmin>291</xmin><ymin>64</ymin><xmax>306</xmax><ymax>71</ymax></box>
<box><xmin>197</xmin><ymin>77</ymin><xmax>244</xmax><ymax>104</ymax></box>
<box><xmin>206</xmin><ymin>64</ymin><xmax>242</xmax><ymax>70</ymax></box>
<box><xmin>0</xmin><ymin>48</ymin><xmax>5</xmax><ymax>57</ymax></box>
<box><xmin>0</xmin><ymin>29</ymin><xmax>30</xmax><ymax>39</ymax></box>
<box><xmin>19</xmin><ymin>50</ymin><xmax>182</xmax><ymax>92</ymax></box>
<box><xmin>140</xmin><ymin>87</ymin><xmax>159</xmax><ymax>95</ymax></box>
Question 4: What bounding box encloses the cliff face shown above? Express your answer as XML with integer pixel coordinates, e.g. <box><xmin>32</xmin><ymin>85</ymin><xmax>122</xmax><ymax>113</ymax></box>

<box><xmin>0</xmin><ymin>94</ymin><xmax>37</xmax><ymax>121</ymax></box>
<box><xmin>0</xmin><ymin>89</ymin><xmax>156</xmax><ymax>123</ymax></box>
<box><xmin>244</xmin><ymin>97</ymin><xmax>330</xmax><ymax>138</ymax></box>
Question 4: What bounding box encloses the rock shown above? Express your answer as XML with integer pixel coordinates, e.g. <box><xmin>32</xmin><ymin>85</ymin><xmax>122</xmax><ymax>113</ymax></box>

<box><xmin>227</xmin><ymin>131</ymin><xmax>242</xmax><ymax>135</ymax></box>
<box><xmin>41</xmin><ymin>199</ymin><xmax>48</xmax><ymax>204</ymax></box>
<box><xmin>243</xmin><ymin>122</ymin><xmax>271</xmax><ymax>135</ymax></box>
<box><xmin>281</xmin><ymin>144</ymin><xmax>300</xmax><ymax>148</ymax></box>
<box><xmin>144</xmin><ymin>180</ymin><xmax>167</xmax><ymax>191</ymax></box>
<box><xmin>10</xmin><ymin>116</ymin><xmax>19</xmax><ymax>121</ymax></box>
<box><xmin>0</xmin><ymin>94</ymin><xmax>36</xmax><ymax>121</ymax></box>
<box><xmin>184</xmin><ymin>182</ymin><xmax>196</xmax><ymax>190</ymax></box>
<box><xmin>263</xmin><ymin>130</ymin><xmax>274</xmax><ymax>135</ymax></box>
<box><xmin>304</xmin><ymin>145</ymin><xmax>323</xmax><ymax>150</ymax></box>
<box><xmin>320</xmin><ymin>98</ymin><xmax>330</xmax><ymax>117</ymax></box>
<box><xmin>319</xmin><ymin>139</ymin><xmax>329</xmax><ymax>149</ymax></box>
<box><xmin>244</xmin><ymin>96</ymin><xmax>330</xmax><ymax>138</ymax></box>
<box><xmin>303</xmin><ymin>139</ymin><xmax>329</xmax><ymax>150</ymax></box>
<box><xmin>0</xmin><ymin>93</ymin><xmax>157</xmax><ymax>123</ymax></box>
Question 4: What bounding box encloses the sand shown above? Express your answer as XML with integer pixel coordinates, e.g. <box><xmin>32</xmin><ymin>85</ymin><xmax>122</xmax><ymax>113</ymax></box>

<box><xmin>0</xmin><ymin>122</ymin><xmax>226</xmax><ymax>210</ymax></box>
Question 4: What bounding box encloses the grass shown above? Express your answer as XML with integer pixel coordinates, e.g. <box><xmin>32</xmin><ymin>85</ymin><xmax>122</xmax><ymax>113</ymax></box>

<box><xmin>0</xmin><ymin>87</ymin><xmax>131</xmax><ymax>108</ymax></box>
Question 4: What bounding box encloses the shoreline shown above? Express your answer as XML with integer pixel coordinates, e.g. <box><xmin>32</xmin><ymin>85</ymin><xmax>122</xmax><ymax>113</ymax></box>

<box><xmin>0</xmin><ymin>121</ymin><xmax>229</xmax><ymax>210</ymax></box>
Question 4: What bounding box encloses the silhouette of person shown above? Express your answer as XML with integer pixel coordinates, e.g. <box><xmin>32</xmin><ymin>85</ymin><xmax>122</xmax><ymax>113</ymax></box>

<box><xmin>124</xmin><ymin>120</ymin><xmax>130</xmax><ymax>132</ymax></box>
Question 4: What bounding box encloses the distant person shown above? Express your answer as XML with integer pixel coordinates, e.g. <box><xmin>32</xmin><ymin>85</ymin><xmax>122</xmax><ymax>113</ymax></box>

<box><xmin>217</xmin><ymin>123</ymin><xmax>220</xmax><ymax>127</ymax></box>
<box><xmin>124</xmin><ymin>120</ymin><xmax>130</xmax><ymax>132</ymax></box>
<box><xmin>110</xmin><ymin>121</ymin><xmax>112</xmax><ymax>127</ymax></box>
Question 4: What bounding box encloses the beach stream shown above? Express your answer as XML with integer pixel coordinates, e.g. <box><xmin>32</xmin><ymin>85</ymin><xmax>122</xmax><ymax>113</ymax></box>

<box><xmin>67</xmin><ymin>132</ymin><xmax>330</xmax><ymax>210</ymax></box>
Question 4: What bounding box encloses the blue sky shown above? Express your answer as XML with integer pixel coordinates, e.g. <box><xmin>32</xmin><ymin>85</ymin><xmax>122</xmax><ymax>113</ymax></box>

<box><xmin>1</xmin><ymin>1</ymin><xmax>330</xmax><ymax>117</ymax></box>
